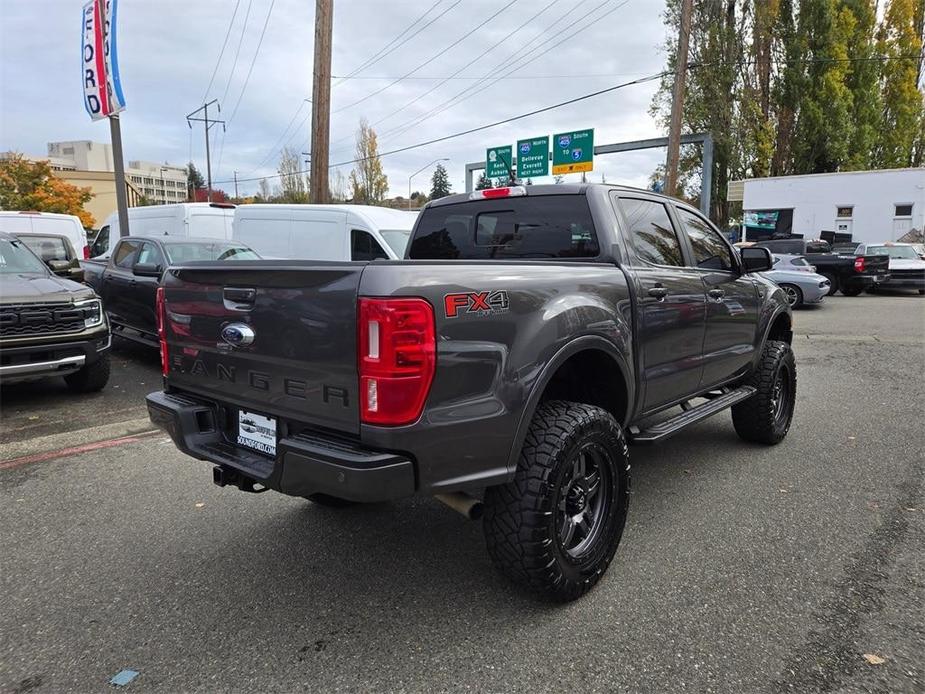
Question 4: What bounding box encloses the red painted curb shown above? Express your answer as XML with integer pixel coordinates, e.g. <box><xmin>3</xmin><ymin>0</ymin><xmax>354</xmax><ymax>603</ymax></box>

<box><xmin>0</xmin><ymin>430</ymin><xmax>161</xmax><ymax>471</ymax></box>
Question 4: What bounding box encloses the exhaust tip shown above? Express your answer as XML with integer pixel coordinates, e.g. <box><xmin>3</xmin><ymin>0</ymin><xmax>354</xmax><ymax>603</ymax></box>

<box><xmin>434</xmin><ymin>492</ymin><xmax>483</xmax><ymax>520</ymax></box>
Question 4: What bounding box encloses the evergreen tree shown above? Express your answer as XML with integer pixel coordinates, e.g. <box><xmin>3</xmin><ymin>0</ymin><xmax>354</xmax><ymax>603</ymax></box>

<box><xmin>186</xmin><ymin>161</ymin><xmax>205</xmax><ymax>197</ymax></box>
<box><xmin>474</xmin><ymin>173</ymin><xmax>492</xmax><ymax>190</ymax></box>
<box><xmin>842</xmin><ymin>0</ymin><xmax>882</xmax><ymax>170</ymax></box>
<box><xmin>429</xmin><ymin>163</ymin><xmax>451</xmax><ymax>199</ymax></box>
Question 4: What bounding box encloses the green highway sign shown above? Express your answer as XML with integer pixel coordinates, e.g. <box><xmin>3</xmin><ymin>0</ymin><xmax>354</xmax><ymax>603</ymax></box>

<box><xmin>516</xmin><ymin>136</ymin><xmax>549</xmax><ymax>178</ymax></box>
<box><xmin>486</xmin><ymin>145</ymin><xmax>513</xmax><ymax>179</ymax></box>
<box><xmin>552</xmin><ymin>128</ymin><xmax>594</xmax><ymax>174</ymax></box>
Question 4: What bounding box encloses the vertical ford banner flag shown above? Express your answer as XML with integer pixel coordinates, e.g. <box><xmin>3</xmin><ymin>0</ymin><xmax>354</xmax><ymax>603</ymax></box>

<box><xmin>82</xmin><ymin>0</ymin><xmax>125</xmax><ymax>120</ymax></box>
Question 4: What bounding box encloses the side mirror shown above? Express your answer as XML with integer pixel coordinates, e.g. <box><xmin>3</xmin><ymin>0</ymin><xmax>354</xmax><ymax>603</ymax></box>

<box><xmin>69</xmin><ymin>267</ymin><xmax>86</xmax><ymax>283</ymax></box>
<box><xmin>740</xmin><ymin>247</ymin><xmax>773</xmax><ymax>273</ymax></box>
<box><xmin>132</xmin><ymin>262</ymin><xmax>162</xmax><ymax>277</ymax></box>
<box><xmin>47</xmin><ymin>259</ymin><xmax>71</xmax><ymax>274</ymax></box>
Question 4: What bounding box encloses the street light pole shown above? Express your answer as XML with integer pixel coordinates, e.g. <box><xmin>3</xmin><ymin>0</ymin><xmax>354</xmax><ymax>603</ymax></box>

<box><xmin>408</xmin><ymin>158</ymin><xmax>449</xmax><ymax>210</ymax></box>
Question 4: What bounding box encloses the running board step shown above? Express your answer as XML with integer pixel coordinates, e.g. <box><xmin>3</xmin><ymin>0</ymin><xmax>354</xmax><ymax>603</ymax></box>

<box><xmin>628</xmin><ymin>386</ymin><xmax>756</xmax><ymax>444</ymax></box>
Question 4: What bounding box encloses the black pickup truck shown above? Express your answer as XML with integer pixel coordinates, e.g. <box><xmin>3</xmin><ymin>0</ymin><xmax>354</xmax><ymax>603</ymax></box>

<box><xmin>754</xmin><ymin>238</ymin><xmax>889</xmax><ymax>296</ymax></box>
<box><xmin>147</xmin><ymin>184</ymin><xmax>796</xmax><ymax>601</ymax></box>
<box><xmin>82</xmin><ymin>236</ymin><xmax>258</xmax><ymax>347</ymax></box>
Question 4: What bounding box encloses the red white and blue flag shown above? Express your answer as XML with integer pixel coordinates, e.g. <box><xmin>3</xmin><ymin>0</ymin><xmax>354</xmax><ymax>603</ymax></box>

<box><xmin>82</xmin><ymin>0</ymin><xmax>126</xmax><ymax>120</ymax></box>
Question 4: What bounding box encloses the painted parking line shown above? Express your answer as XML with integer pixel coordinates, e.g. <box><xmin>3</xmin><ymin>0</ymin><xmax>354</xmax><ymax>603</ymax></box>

<box><xmin>0</xmin><ymin>430</ymin><xmax>162</xmax><ymax>471</ymax></box>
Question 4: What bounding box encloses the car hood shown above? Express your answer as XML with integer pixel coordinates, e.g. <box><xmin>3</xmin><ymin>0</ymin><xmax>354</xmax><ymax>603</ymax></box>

<box><xmin>887</xmin><ymin>258</ymin><xmax>925</xmax><ymax>270</ymax></box>
<box><xmin>0</xmin><ymin>273</ymin><xmax>96</xmax><ymax>304</ymax></box>
<box><xmin>760</xmin><ymin>270</ymin><xmax>829</xmax><ymax>284</ymax></box>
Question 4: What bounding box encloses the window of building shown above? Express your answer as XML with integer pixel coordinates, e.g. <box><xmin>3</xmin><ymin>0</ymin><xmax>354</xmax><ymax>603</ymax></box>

<box><xmin>836</xmin><ymin>206</ymin><xmax>853</xmax><ymax>218</ymax></box>
<box><xmin>895</xmin><ymin>204</ymin><xmax>913</xmax><ymax>217</ymax></box>
<box><xmin>619</xmin><ymin>197</ymin><xmax>684</xmax><ymax>267</ymax></box>
<box><xmin>63</xmin><ymin>147</ymin><xmax>74</xmax><ymax>155</ymax></box>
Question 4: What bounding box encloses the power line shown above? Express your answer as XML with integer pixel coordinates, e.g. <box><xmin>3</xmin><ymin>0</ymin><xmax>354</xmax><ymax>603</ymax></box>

<box><xmin>333</xmin><ymin>0</ymin><xmax>449</xmax><ymax>86</ymax></box>
<box><xmin>220</xmin><ymin>0</ymin><xmax>254</xmax><ymax>107</ymax></box>
<box><xmin>214</xmin><ymin>70</ymin><xmax>668</xmax><ymax>185</ymax></box>
<box><xmin>201</xmin><ymin>0</ymin><xmax>242</xmax><ymax>103</ymax></box>
<box><xmin>245</xmin><ymin>99</ymin><xmax>311</xmax><ymax>176</ymax></box>
<box><xmin>331</xmin><ymin>0</ymin><xmax>516</xmax><ymax>115</ymax></box>
<box><xmin>381</xmin><ymin>0</ymin><xmax>626</xmax><ymax>144</ymax></box>
<box><xmin>227</xmin><ymin>0</ymin><xmax>276</xmax><ymax>126</ymax></box>
<box><xmin>330</xmin><ymin>72</ymin><xmax>653</xmax><ymax>80</ymax></box>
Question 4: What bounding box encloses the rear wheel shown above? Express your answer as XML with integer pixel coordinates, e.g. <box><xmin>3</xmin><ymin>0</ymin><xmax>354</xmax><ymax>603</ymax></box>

<box><xmin>840</xmin><ymin>285</ymin><xmax>862</xmax><ymax>296</ymax></box>
<box><xmin>732</xmin><ymin>340</ymin><xmax>796</xmax><ymax>445</ymax></box>
<box><xmin>779</xmin><ymin>283</ymin><xmax>803</xmax><ymax>308</ymax></box>
<box><xmin>918</xmin><ymin>289</ymin><xmax>924</xmax><ymax>295</ymax></box>
<box><xmin>63</xmin><ymin>352</ymin><xmax>110</xmax><ymax>393</ymax></box>
<box><xmin>820</xmin><ymin>273</ymin><xmax>838</xmax><ymax>296</ymax></box>
<box><xmin>483</xmin><ymin>401</ymin><xmax>630</xmax><ymax>602</ymax></box>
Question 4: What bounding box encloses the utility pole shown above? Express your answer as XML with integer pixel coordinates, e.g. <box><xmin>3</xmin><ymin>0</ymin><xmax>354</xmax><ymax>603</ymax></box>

<box><xmin>665</xmin><ymin>0</ymin><xmax>693</xmax><ymax>198</ymax></box>
<box><xmin>233</xmin><ymin>171</ymin><xmax>239</xmax><ymax>199</ymax></box>
<box><xmin>186</xmin><ymin>99</ymin><xmax>225</xmax><ymax>202</ymax></box>
<box><xmin>310</xmin><ymin>0</ymin><xmax>333</xmax><ymax>203</ymax></box>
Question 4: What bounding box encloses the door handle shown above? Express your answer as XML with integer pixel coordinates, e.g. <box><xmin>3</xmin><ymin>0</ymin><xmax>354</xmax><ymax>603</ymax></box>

<box><xmin>708</xmin><ymin>288</ymin><xmax>725</xmax><ymax>300</ymax></box>
<box><xmin>648</xmin><ymin>286</ymin><xmax>669</xmax><ymax>300</ymax></box>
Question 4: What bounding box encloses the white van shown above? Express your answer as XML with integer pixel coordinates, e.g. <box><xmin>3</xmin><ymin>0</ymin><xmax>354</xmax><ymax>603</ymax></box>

<box><xmin>90</xmin><ymin>202</ymin><xmax>236</xmax><ymax>258</ymax></box>
<box><xmin>232</xmin><ymin>204</ymin><xmax>416</xmax><ymax>260</ymax></box>
<box><xmin>0</xmin><ymin>211</ymin><xmax>89</xmax><ymax>259</ymax></box>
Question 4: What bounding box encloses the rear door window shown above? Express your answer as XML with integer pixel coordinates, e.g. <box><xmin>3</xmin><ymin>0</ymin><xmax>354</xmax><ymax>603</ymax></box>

<box><xmin>409</xmin><ymin>195</ymin><xmax>598</xmax><ymax>260</ymax></box>
<box><xmin>619</xmin><ymin>197</ymin><xmax>684</xmax><ymax>267</ymax></box>
<box><xmin>136</xmin><ymin>242</ymin><xmax>165</xmax><ymax>267</ymax></box>
<box><xmin>351</xmin><ymin>229</ymin><xmax>389</xmax><ymax>261</ymax></box>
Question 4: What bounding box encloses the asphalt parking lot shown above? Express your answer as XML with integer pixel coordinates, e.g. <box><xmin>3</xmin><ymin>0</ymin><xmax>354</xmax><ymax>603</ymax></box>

<box><xmin>1</xmin><ymin>294</ymin><xmax>923</xmax><ymax>693</ymax></box>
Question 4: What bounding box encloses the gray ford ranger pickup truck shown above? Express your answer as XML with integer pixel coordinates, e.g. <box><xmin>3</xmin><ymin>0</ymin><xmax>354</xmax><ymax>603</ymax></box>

<box><xmin>1</xmin><ymin>231</ymin><xmax>111</xmax><ymax>391</ymax></box>
<box><xmin>147</xmin><ymin>184</ymin><xmax>795</xmax><ymax>601</ymax></box>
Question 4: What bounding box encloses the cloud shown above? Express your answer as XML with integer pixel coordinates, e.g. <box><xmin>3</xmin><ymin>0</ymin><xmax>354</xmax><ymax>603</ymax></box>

<box><xmin>0</xmin><ymin>0</ymin><xmax>671</xmax><ymax>197</ymax></box>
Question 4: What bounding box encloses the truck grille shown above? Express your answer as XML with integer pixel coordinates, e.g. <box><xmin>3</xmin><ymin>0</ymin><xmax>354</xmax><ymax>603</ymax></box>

<box><xmin>0</xmin><ymin>303</ymin><xmax>86</xmax><ymax>338</ymax></box>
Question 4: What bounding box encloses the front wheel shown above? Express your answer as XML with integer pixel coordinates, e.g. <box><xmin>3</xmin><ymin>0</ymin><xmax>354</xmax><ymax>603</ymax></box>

<box><xmin>779</xmin><ymin>283</ymin><xmax>803</xmax><ymax>308</ymax></box>
<box><xmin>483</xmin><ymin>401</ymin><xmax>630</xmax><ymax>602</ymax></box>
<box><xmin>64</xmin><ymin>352</ymin><xmax>110</xmax><ymax>393</ymax></box>
<box><xmin>731</xmin><ymin>340</ymin><xmax>796</xmax><ymax>445</ymax></box>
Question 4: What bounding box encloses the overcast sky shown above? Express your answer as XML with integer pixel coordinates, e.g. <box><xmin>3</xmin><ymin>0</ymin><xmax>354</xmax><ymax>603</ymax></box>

<box><xmin>0</xmin><ymin>0</ymin><xmax>671</xmax><ymax>197</ymax></box>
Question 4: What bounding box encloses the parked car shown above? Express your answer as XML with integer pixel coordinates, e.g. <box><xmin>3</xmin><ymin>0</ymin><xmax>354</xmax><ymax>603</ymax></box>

<box><xmin>83</xmin><ymin>236</ymin><xmax>259</xmax><ymax>347</ymax></box>
<box><xmin>754</xmin><ymin>238</ymin><xmax>889</xmax><ymax>296</ymax></box>
<box><xmin>232</xmin><ymin>204</ymin><xmax>416</xmax><ymax>260</ymax></box>
<box><xmin>770</xmin><ymin>253</ymin><xmax>818</xmax><ymax>273</ymax></box>
<box><xmin>90</xmin><ymin>203</ymin><xmax>237</xmax><ymax>259</ymax></box>
<box><xmin>0</xmin><ymin>231</ymin><xmax>110</xmax><ymax>391</ymax></box>
<box><xmin>761</xmin><ymin>266</ymin><xmax>830</xmax><ymax>308</ymax></box>
<box><xmin>856</xmin><ymin>243</ymin><xmax>925</xmax><ymax>294</ymax></box>
<box><xmin>0</xmin><ymin>211</ymin><xmax>90</xmax><ymax>260</ymax></box>
<box><xmin>11</xmin><ymin>231</ymin><xmax>85</xmax><ymax>282</ymax></box>
<box><xmin>147</xmin><ymin>183</ymin><xmax>796</xmax><ymax>602</ymax></box>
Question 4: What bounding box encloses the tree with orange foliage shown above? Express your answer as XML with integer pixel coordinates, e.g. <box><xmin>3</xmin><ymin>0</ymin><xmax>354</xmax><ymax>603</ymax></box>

<box><xmin>0</xmin><ymin>153</ymin><xmax>95</xmax><ymax>228</ymax></box>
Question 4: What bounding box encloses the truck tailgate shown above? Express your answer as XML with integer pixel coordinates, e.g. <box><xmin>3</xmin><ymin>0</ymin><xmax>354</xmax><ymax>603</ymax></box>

<box><xmin>161</xmin><ymin>262</ymin><xmax>362</xmax><ymax>435</ymax></box>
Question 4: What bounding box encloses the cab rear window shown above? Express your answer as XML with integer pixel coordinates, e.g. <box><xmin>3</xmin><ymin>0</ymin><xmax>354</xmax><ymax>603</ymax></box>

<box><xmin>409</xmin><ymin>196</ymin><xmax>599</xmax><ymax>260</ymax></box>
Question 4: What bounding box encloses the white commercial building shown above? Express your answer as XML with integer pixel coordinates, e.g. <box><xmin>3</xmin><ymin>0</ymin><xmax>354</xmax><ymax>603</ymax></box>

<box><xmin>740</xmin><ymin>168</ymin><xmax>924</xmax><ymax>244</ymax></box>
<box><xmin>46</xmin><ymin>141</ymin><xmax>188</xmax><ymax>205</ymax></box>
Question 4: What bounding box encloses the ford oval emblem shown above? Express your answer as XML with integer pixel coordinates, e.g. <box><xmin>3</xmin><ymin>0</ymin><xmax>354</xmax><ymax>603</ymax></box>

<box><xmin>221</xmin><ymin>322</ymin><xmax>255</xmax><ymax>347</ymax></box>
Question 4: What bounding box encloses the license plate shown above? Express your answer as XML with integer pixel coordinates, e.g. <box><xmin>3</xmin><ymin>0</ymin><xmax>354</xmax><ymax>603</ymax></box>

<box><xmin>237</xmin><ymin>410</ymin><xmax>277</xmax><ymax>457</ymax></box>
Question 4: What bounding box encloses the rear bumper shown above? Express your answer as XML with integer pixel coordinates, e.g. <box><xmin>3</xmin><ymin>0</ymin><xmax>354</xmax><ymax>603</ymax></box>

<box><xmin>146</xmin><ymin>390</ymin><xmax>416</xmax><ymax>502</ymax></box>
<box><xmin>879</xmin><ymin>275</ymin><xmax>925</xmax><ymax>289</ymax></box>
<box><xmin>0</xmin><ymin>331</ymin><xmax>110</xmax><ymax>382</ymax></box>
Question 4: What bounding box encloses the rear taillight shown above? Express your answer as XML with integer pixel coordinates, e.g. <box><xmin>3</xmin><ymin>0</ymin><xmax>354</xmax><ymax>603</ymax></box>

<box><xmin>83</xmin><ymin>245</ymin><xmax>90</xmax><ymax>260</ymax></box>
<box><xmin>854</xmin><ymin>256</ymin><xmax>865</xmax><ymax>272</ymax></box>
<box><xmin>156</xmin><ymin>286</ymin><xmax>168</xmax><ymax>376</ymax></box>
<box><xmin>358</xmin><ymin>298</ymin><xmax>435</xmax><ymax>426</ymax></box>
<box><xmin>469</xmin><ymin>186</ymin><xmax>526</xmax><ymax>200</ymax></box>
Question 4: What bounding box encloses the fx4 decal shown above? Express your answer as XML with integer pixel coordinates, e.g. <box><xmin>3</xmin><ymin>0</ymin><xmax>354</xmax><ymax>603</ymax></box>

<box><xmin>444</xmin><ymin>290</ymin><xmax>510</xmax><ymax>318</ymax></box>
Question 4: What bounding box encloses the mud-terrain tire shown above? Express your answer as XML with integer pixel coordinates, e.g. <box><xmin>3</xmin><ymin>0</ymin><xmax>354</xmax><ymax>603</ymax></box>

<box><xmin>483</xmin><ymin>401</ymin><xmax>630</xmax><ymax>602</ymax></box>
<box><xmin>820</xmin><ymin>273</ymin><xmax>838</xmax><ymax>295</ymax></box>
<box><xmin>305</xmin><ymin>493</ymin><xmax>357</xmax><ymax>508</ymax></box>
<box><xmin>64</xmin><ymin>352</ymin><xmax>110</xmax><ymax>393</ymax></box>
<box><xmin>731</xmin><ymin>340</ymin><xmax>796</xmax><ymax>445</ymax></box>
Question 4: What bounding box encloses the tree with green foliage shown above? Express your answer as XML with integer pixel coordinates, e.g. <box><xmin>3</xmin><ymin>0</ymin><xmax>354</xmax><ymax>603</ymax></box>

<box><xmin>186</xmin><ymin>161</ymin><xmax>205</xmax><ymax>200</ymax></box>
<box><xmin>475</xmin><ymin>173</ymin><xmax>492</xmax><ymax>190</ymax></box>
<box><xmin>873</xmin><ymin>0</ymin><xmax>925</xmax><ymax>167</ymax></box>
<box><xmin>429</xmin><ymin>163</ymin><xmax>451</xmax><ymax>199</ymax></box>
<box><xmin>842</xmin><ymin>0</ymin><xmax>882</xmax><ymax>169</ymax></box>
